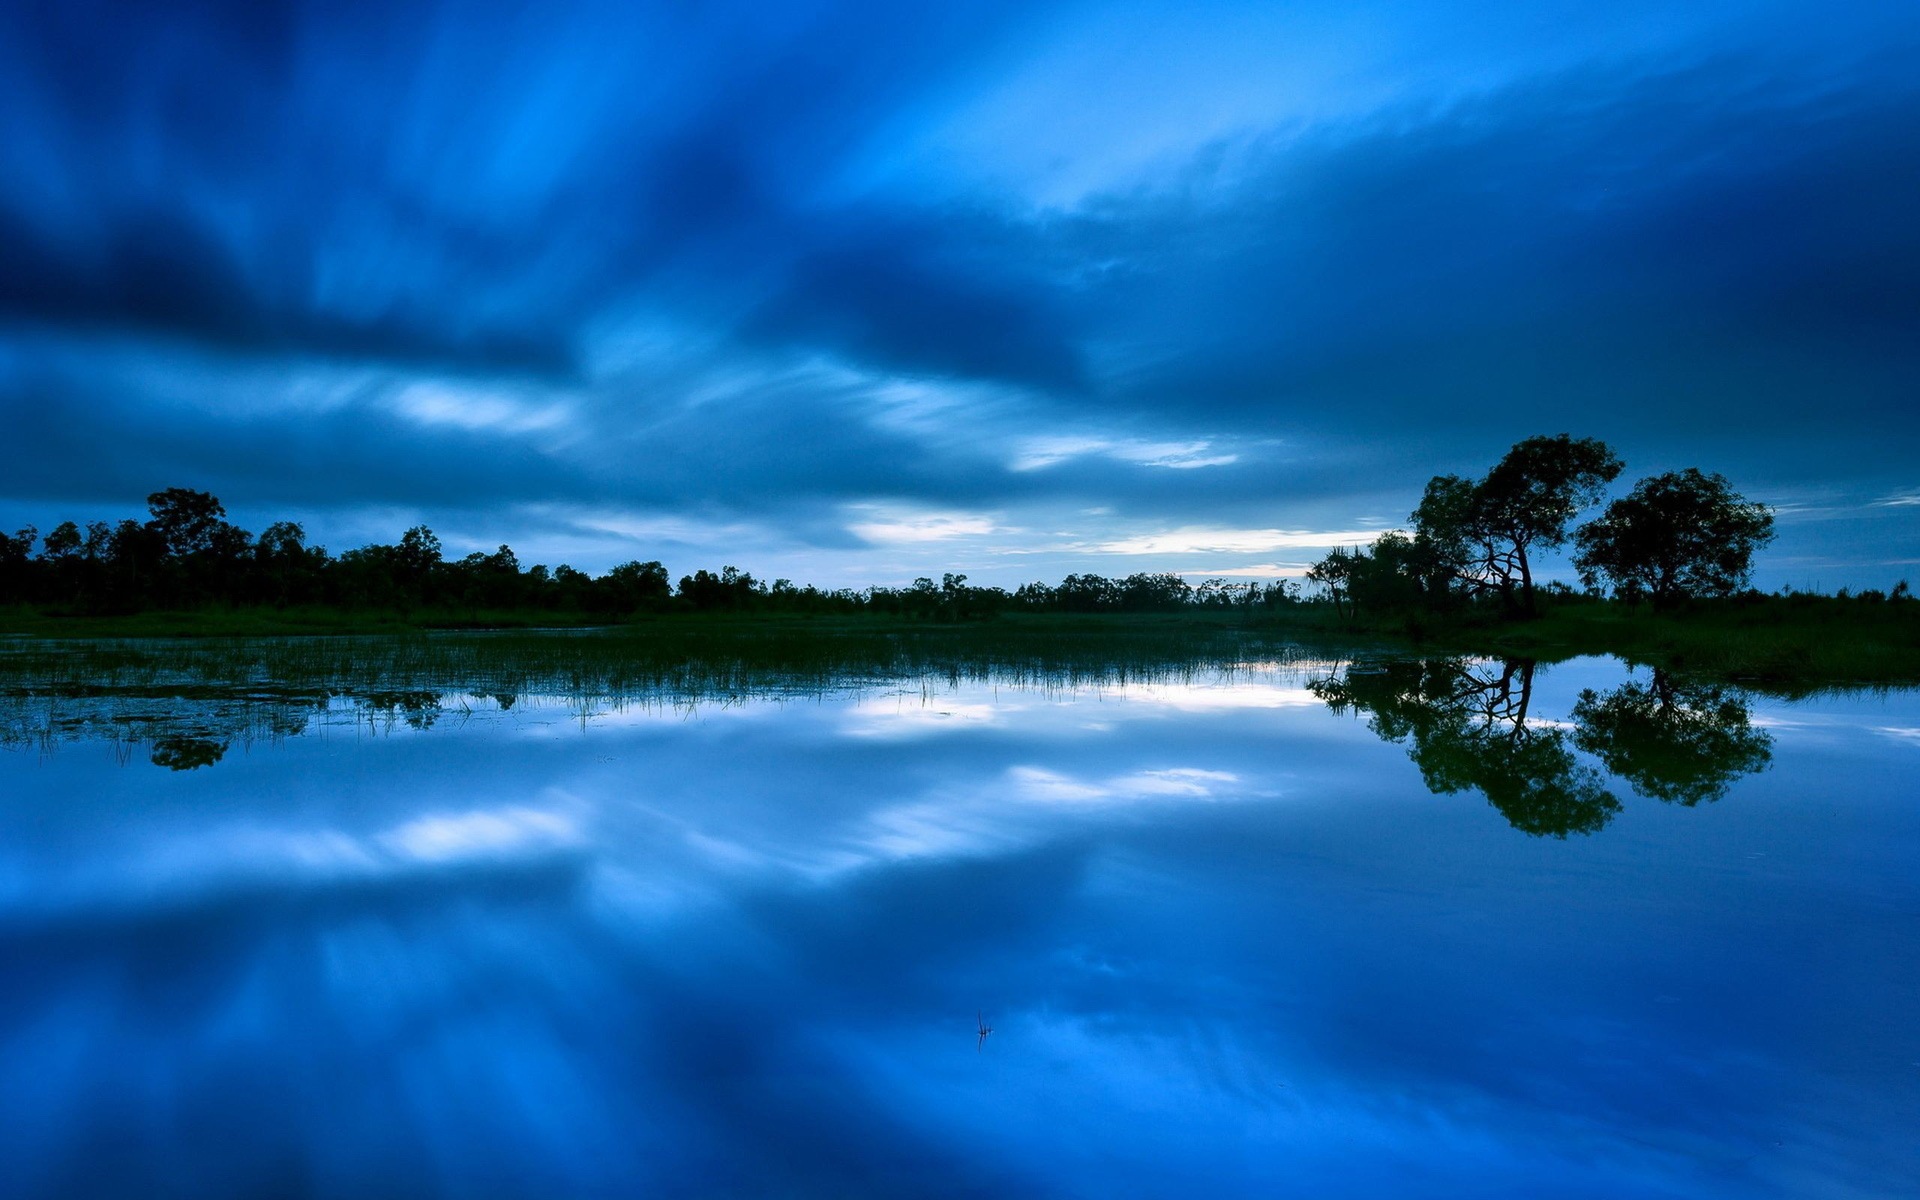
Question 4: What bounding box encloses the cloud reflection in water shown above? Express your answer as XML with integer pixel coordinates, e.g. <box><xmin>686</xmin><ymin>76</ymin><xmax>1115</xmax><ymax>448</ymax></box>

<box><xmin>0</xmin><ymin>659</ymin><xmax>1916</xmax><ymax>1196</ymax></box>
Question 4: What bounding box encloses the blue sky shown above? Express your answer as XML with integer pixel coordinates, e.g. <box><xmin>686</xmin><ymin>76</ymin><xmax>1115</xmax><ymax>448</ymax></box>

<box><xmin>2</xmin><ymin>1</ymin><xmax>1917</xmax><ymax>587</ymax></box>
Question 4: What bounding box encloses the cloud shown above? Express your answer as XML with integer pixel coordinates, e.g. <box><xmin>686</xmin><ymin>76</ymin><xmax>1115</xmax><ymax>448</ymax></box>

<box><xmin>0</xmin><ymin>2</ymin><xmax>1917</xmax><ymax>584</ymax></box>
<box><xmin>380</xmin><ymin>806</ymin><xmax>581</xmax><ymax>864</ymax></box>
<box><xmin>1093</xmin><ymin>527</ymin><xmax>1383</xmax><ymax>556</ymax></box>
<box><xmin>742</xmin><ymin>216</ymin><xmax>1087</xmax><ymax>390</ymax></box>
<box><xmin>1010</xmin><ymin>435</ymin><xmax>1239</xmax><ymax>471</ymax></box>
<box><xmin>393</xmin><ymin>382</ymin><xmax>573</xmax><ymax>435</ymax></box>
<box><xmin>846</xmin><ymin>507</ymin><xmax>1010</xmax><ymax>546</ymax></box>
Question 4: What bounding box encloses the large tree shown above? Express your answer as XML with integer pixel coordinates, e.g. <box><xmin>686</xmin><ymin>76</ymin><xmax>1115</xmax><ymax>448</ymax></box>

<box><xmin>145</xmin><ymin>488</ymin><xmax>233</xmax><ymax>558</ymax></box>
<box><xmin>1412</xmin><ymin>434</ymin><xmax>1623</xmax><ymax>614</ymax></box>
<box><xmin>1572</xmin><ymin>468</ymin><xmax>1774</xmax><ymax>608</ymax></box>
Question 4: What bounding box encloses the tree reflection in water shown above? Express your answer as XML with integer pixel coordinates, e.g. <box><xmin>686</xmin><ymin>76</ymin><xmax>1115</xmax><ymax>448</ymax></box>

<box><xmin>1312</xmin><ymin>659</ymin><xmax>1621</xmax><ymax>837</ymax></box>
<box><xmin>4</xmin><ymin>650</ymin><xmax>1780</xmax><ymax>834</ymax></box>
<box><xmin>1571</xmin><ymin>670</ymin><xmax>1773</xmax><ymax>806</ymax></box>
<box><xmin>1313</xmin><ymin>658</ymin><xmax>1778</xmax><ymax>837</ymax></box>
<box><xmin>149</xmin><ymin>735</ymin><xmax>230</xmax><ymax>770</ymax></box>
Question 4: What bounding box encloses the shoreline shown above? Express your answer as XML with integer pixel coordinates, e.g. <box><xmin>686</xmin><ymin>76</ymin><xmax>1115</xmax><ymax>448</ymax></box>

<box><xmin>4</xmin><ymin>599</ymin><xmax>1918</xmax><ymax>693</ymax></box>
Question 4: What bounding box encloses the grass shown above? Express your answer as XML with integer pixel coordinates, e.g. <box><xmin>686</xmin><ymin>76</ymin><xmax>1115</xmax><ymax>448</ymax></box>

<box><xmin>4</xmin><ymin>595</ymin><xmax>1917</xmax><ymax>695</ymax></box>
<box><xmin>0</xmin><ymin>604</ymin><xmax>613</xmax><ymax>638</ymax></box>
<box><xmin>0</xmin><ymin>614</ymin><xmax>1349</xmax><ymax>703</ymax></box>
<box><xmin>1350</xmin><ymin>596</ymin><xmax>1920</xmax><ymax>693</ymax></box>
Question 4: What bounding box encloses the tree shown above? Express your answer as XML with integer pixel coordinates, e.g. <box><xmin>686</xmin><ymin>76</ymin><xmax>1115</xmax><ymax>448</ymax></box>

<box><xmin>601</xmin><ymin>560</ymin><xmax>671</xmax><ymax>612</ymax></box>
<box><xmin>1053</xmin><ymin>573</ymin><xmax>1120</xmax><ymax>612</ymax></box>
<box><xmin>398</xmin><ymin>525</ymin><xmax>443</xmax><ymax>576</ymax></box>
<box><xmin>253</xmin><ymin>522</ymin><xmax>326</xmax><ymax>608</ymax></box>
<box><xmin>1306</xmin><ymin>548</ymin><xmax>1358</xmax><ymax>618</ymax></box>
<box><xmin>1349</xmin><ymin>531</ymin><xmax>1442</xmax><ymax>615</ymax></box>
<box><xmin>1572</xmin><ymin>469</ymin><xmax>1774</xmax><ymax>608</ymax></box>
<box><xmin>0</xmin><ymin>526</ymin><xmax>36</xmax><ymax>604</ymax></box>
<box><xmin>1412</xmin><ymin>435</ymin><xmax>1623</xmax><ymax>614</ymax></box>
<box><xmin>145</xmin><ymin>488</ymin><xmax>231</xmax><ymax>557</ymax></box>
<box><xmin>1307</xmin><ymin>534</ymin><xmax>1446</xmax><ymax>619</ymax></box>
<box><xmin>1117</xmin><ymin>572</ymin><xmax>1192</xmax><ymax>612</ymax></box>
<box><xmin>678</xmin><ymin>565</ymin><xmax>760</xmax><ymax>610</ymax></box>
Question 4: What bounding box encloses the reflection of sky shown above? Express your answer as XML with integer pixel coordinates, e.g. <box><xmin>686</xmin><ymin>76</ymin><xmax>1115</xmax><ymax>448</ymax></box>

<box><xmin>1</xmin><ymin>660</ymin><xmax>1917</xmax><ymax>1196</ymax></box>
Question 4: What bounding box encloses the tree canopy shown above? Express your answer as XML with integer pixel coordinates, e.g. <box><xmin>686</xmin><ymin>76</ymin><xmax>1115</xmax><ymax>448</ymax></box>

<box><xmin>0</xmin><ymin>488</ymin><xmax>1306</xmax><ymax>620</ymax></box>
<box><xmin>1572</xmin><ymin>469</ymin><xmax>1775</xmax><ymax>607</ymax></box>
<box><xmin>1411</xmin><ymin>434</ymin><xmax>1623</xmax><ymax>614</ymax></box>
<box><xmin>1307</xmin><ymin>436</ymin><xmax>1790</xmax><ymax>622</ymax></box>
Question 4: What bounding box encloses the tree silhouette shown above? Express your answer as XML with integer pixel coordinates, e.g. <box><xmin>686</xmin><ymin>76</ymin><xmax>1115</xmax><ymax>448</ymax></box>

<box><xmin>1573</xmin><ymin>468</ymin><xmax>1775</xmax><ymax>607</ymax></box>
<box><xmin>1412</xmin><ymin>435</ymin><xmax>1623</xmax><ymax>614</ymax></box>
<box><xmin>145</xmin><ymin>488</ymin><xmax>233</xmax><ymax>557</ymax></box>
<box><xmin>602</xmin><ymin>560</ymin><xmax>671</xmax><ymax>611</ymax></box>
<box><xmin>0</xmin><ymin>525</ymin><xmax>38</xmax><ymax>604</ymax></box>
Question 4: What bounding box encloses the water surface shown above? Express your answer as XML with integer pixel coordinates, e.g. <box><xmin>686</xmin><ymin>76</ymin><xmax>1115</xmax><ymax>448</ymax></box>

<box><xmin>2</xmin><ymin>642</ymin><xmax>1916</xmax><ymax>1197</ymax></box>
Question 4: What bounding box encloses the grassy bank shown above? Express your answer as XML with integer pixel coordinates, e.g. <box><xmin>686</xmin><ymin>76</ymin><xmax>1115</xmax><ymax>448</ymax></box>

<box><xmin>1340</xmin><ymin>596</ymin><xmax>1920</xmax><ymax>691</ymax></box>
<box><xmin>0</xmin><ymin>604</ymin><xmax>619</xmax><ymax>638</ymax></box>
<box><xmin>4</xmin><ymin>597</ymin><xmax>1917</xmax><ymax>692</ymax></box>
<box><xmin>0</xmin><ymin>613</ymin><xmax>1352</xmax><ymax>706</ymax></box>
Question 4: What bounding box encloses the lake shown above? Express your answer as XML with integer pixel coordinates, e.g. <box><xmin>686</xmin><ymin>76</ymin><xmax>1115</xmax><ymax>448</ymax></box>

<box><xmin>1</xmin><ymin>637</ymin><xmax>1916</xmax><ymax>1197</ymax></box>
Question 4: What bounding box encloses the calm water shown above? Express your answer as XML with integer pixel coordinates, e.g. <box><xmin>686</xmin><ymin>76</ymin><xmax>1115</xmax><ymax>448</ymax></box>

<box><xmin>2</xmin><ymin>645</ymin><xmax>1917</xmax><ymax>1198</ymax></box>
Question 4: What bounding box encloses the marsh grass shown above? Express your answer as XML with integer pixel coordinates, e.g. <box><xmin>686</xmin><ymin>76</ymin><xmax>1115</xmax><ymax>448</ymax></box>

<box><xmin>1389</xmin><ymin>599</ymin><xmax>1920</xmax><ymax>695</ymax></box>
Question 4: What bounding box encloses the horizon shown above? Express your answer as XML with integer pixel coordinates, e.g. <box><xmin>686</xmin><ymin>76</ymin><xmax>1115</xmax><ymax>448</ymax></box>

<box><xmin>4</xmin><ymin>2</ymin><xmax>1918</xmax><ymax>591</ymax></box>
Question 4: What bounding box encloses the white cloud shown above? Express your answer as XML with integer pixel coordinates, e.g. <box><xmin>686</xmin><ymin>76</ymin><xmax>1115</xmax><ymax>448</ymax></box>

<box><xmin>1174</xmin><ymin>563</ymin><xmax>1315</xmax><ymax>579</ymax></box>
<box><xmin>846</xmin><ymin>506</ymin><xmax>1010</xmax><ymax>545</ymax></box>
<box><xmin>1093</xmin><ymin>527</ymin><xmax>1382</xmax><ymax>555</ymax></box>
<box><xmin>394</xmin><ymin>382</ymin><xmax>571</xmax><ymax>434</ymax></box>
<box><xmin>1011</xmin><ymin>435</ymin><xmax>1239</xmax><ymax>472</ymax></box>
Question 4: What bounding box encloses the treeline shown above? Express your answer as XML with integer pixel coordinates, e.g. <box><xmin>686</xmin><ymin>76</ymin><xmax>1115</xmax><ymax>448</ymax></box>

<box><xmin>0</xmin><ymin>488</ymin><xmax>1301</xmax><ymax>620</ymax></box>
<box><xmin>1301</xmin><ymin>435</ymin><xmax>1882</xmax><ymax>620</ymax></box>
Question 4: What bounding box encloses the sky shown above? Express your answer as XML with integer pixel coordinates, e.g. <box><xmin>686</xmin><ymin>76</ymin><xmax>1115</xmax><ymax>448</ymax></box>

<box><xmin>2</xmin><ymin>0</ymin><xmax>1918</xmax><ymax>589</ymax></box>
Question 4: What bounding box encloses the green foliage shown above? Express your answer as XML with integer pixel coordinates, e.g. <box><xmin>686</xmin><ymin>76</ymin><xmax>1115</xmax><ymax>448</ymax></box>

<box><xmin>1312</xmin><ymin>658</ymin><xmax>1621</xmax><ymax>836</ymax></box>
<box><xmin>1573</xmin><ymin>469</ymin><xmax>1775</xmax><ymax>607</ymax></box>
<box><xmin>603</xmin><ymin>560</ymin><xmax>672</xmax><ymax>611</ymax></box>
<box><xmin>145</xmin><ymin>488</ymin><xmax>234</xmax><ymax>558</ymax></box>
<box><xmin>1409</xmin><ymin>434</ymin><xmax>1623</xmax><ymax>614</ymax></box>
<box><xmin>1311</xmin><ymin>434</ymin><xmax>1624</xmax><ymax>620</ymax></box>
<box><xmin>1305</xmin><ymin>535</ymin><xmax>1442</xmax><ymax>620</ymax></box>
<box><xmin>1313</xmin><ymin>656</ymin><xmax>1781</xmax><ymax>834</ymax></box>
<box><xmin>1570</xmin><ymin>672</ymin><xmax>1773</xmax><ymax>805</ymax></box>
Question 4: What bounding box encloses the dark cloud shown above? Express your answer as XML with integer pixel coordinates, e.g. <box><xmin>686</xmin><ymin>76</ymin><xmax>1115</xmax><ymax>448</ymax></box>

<box><xmin>0</xmin><ymin>1</ymin><xmax>1916</xmax><ymax>582</ymax></box>
<box><xmin>1075</xmin><ymin>54</ymin><xmax>1920</xmax><ymax>455</ymax></box>
<box><xmin>745</xmin><ymin>214</ymin><xmax>1086</xmax><ymax>390</ymax></box>
<box><xmin>0</xmin><ymin>204</ymin><xmax>581</xmax><ymax>375</ymax></box>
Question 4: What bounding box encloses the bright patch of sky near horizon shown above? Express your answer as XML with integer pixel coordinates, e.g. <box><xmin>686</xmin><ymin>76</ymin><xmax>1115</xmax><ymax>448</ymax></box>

<box><xmin>1</xmin><ymin>0</ymin><xmax>1917</xmax><ymax>587</ymax></box>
